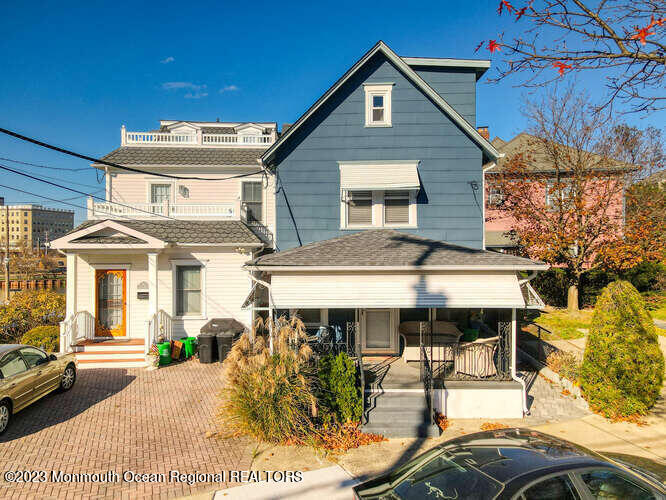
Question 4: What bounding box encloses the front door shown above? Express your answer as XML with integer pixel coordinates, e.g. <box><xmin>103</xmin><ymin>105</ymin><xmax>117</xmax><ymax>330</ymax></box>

<box><xmin>95</xmin><ymin>269</ymin><xmax>127</xmax><ymax>337</ymax></box>
<box><xmin>363</xmin><ymin>309</ymin><xmax>394</xmax><ymax>353</ymax></box>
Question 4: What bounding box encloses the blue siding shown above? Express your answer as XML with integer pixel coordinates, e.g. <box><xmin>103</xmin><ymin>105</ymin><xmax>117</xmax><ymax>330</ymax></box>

<box><xmin>413</xmin><ymin>67</ymin><xmax>477</xmax><ymax>125</ymax></box>
<box><xmin>272</xmin><ymin>53</ymin><xmax>484</xmax><ymax>251</ymax></box>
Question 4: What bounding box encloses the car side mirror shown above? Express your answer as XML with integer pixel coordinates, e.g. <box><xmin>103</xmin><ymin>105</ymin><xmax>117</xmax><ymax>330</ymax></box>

<box><xmin>48</xmin><ymin>354</ymin><xmax>57</xmax><ymax>362</ymax></box>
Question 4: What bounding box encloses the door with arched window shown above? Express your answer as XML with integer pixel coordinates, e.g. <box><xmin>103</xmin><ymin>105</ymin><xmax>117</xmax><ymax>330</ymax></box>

<box><xmin>95</xmin><ymin>270</ymin><xmax>127</xmax><ymax>337</ymax></box>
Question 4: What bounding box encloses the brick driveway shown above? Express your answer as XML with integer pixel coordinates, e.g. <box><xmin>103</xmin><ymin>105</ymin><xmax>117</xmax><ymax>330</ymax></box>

<box><xmin>0</xmin><ymin>360</ymin><xmax>251</xmax><ymax>499</ymax></box>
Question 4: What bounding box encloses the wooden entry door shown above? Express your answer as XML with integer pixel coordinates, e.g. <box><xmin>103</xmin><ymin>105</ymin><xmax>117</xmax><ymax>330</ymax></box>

<box><xmin>95</xmin><ymin>270</ymin><xmax>127</xmax><ymax>337</ymax></box>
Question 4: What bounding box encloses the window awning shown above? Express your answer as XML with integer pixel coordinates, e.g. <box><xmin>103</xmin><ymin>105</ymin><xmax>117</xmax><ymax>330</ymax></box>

<box><xmin>269</xmin><ymin>271</ymin><xmax>527</xmax><ymax>309</ymax></box>
<box><xmin>339</xmin><ymin>161</ymin><xmax>420</xmax><ymax>190</ymax></box>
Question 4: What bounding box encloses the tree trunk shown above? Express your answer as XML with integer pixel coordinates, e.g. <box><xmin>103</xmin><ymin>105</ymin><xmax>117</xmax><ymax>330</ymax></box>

<box><xmin>567</xmin><ymin>284</ymin><xmax>579</xmax><ymax>311</ymax></box>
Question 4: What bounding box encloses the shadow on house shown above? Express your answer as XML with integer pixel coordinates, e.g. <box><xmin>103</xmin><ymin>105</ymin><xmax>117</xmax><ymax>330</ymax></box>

<box><xmin>0</xmin><ymin>368</ymin><xmax>136</xmax><ymax>442</ymax></box>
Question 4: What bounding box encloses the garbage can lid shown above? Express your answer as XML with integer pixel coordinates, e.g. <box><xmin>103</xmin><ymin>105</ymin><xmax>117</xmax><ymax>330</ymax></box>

<box><xmin>200</xmin><ymin>318</ymin><xmax>246</xmax><ymax>334</ymax></box>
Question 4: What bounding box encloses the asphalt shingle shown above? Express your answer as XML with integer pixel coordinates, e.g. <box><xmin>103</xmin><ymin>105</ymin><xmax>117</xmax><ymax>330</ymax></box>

<box><xmin>250</xmin><ymin>230</ymin><xmax>545</xmax><ymax>268</ymax></box>
<box><xmin>97</xmin><ymin>147</ymin><xmax>266</xmax><ymax>166</ymax></box>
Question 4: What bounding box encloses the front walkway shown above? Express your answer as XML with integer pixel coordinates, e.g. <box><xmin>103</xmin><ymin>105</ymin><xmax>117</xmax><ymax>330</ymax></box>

<box><xmin>0</xmin><ymin>360</ymin><xmax>251</xmax><ymax>499</ymax></box>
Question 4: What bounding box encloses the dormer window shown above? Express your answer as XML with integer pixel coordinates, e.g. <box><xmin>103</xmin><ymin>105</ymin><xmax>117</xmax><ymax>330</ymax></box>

<box><xmin>364</xmin><ymin>83</ymin><xmax>393</xmax><ymax>127</ymax></box>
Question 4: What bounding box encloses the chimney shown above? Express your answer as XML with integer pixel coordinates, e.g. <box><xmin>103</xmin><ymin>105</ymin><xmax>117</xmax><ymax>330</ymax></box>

<box><xmin>477</xmin><ymin>126</ymin><xmax>489</xmax><ymax>141</ymax></box>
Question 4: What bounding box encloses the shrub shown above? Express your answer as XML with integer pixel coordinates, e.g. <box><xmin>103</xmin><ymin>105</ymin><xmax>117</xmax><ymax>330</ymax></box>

<box><xmin>317</xmin><ymin>352</ymin><xmax>362</xmax><ymax>423</ymax></box>
<box><xmin>580</xmin><ymin>281</ymin><xmax>665</xmax><ymax>419</ymax></box>
<box><xmin>20</xmin><ymin>325</ymin><xmax>60</xmax><ymax>352</ymax></box>
<box><xmin>217</xmin><ymin>317</ymin><xmax>317</xmax><ymax>444</ymax></box>
<box><xmin>531</xmin><ymin>269</ymin><xmax>569</xmax><ymax>308</ymax></box>
<box><xmin>0</xmin><ymin>291</ymin><xmax>65</xmax><ymax>342</ymax></box>
<box><xmin>546</xmin><ymin>350</ymin><xmax>581</xmax><ymax>382</ymax></box>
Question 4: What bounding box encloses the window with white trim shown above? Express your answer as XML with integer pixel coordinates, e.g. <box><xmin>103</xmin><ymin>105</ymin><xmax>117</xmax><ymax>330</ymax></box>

<box><xmin>545</xmin><ymin>180</ymin><xmax>574</xmax><ymax>209</ymax></box>
<box><xmin>346</xmin><ymin>190</ymin><xmax>373</xmax><ymax>226</ymax></box>
<box><xmin>364</xmin><ymin>84</ymin><xmax>393</xmax><ymax>127</ymax></box>
<box><xmin>342</xmin><ymin>189</ymin><xmax>416</xmax><ymax>228</ymax></box>
<box><xmin>150</xmin><ymin>184</ymin><xmax>171</xmax><ymax>204</ymax></box>
<box><xmin>175</xmin><ymin>265</ymin><xmax>202</xmax><ymax>317</ymax></box>
<box><xmin>384</xmin><ymin>190</ymin><xmax>410</xmax><ymax>225</ymax></box>
<box><xmin>488</xmin><ymin>183</ymin><xmax>505</xmax><ymax>207</ymax></box>
<box><xmin>241</xmin><ymin>181</ymin><xmax>263</xmax><ymax>223</ymax></box>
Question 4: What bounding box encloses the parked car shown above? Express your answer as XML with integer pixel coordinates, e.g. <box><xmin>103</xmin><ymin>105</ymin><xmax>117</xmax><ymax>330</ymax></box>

<box><xmin>0</xmin><ymin>344</ymin><xmax>77</xmax><ymax>434</ymax></box>
<box><xmin>353</xmin><ymin>428</ymin><xmax>665</xmax><ymax>499</ymax></box>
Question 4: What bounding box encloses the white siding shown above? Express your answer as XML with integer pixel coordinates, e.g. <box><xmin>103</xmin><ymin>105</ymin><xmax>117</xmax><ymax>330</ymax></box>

<box><xmin>270</xmin><ymin>271</ymin><xmax>526</xmax><ymax>309</ymax></box>
<box><xmin>73</xmin><ymin>248</ymin><xmax>254</xmax><ymax>339</ymax></box>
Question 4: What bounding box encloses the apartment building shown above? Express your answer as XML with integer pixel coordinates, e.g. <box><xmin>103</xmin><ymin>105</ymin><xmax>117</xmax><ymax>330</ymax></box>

<box><xmin>0</xmin><ymin>198</ymin><xmax>75</xmax><ymax>248</ymax></box>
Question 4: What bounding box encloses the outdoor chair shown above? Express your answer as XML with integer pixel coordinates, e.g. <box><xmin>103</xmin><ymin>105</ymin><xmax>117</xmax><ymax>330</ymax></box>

<box><xmin>453</xmin><ymin>336</ymin><xmax>499</xmax><ymax>378</ymax></box>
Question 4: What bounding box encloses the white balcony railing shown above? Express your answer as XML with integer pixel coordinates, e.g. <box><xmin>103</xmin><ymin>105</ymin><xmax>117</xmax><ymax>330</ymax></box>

<box><xmin>88</xmin><ymin>199</ymin><xmax>236</xmax><ymax>220</ymax></box>
<box><xmin>121</xmin><ymin>126</ymin><xmax>276</xmax><ymax>148</ymax></box>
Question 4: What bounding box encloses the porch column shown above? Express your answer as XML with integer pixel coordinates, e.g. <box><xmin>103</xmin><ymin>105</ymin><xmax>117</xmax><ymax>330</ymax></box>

<box><xmin>511</xmin><ymin>308</ymin><xmax>517</xmax><ymax>374</ymax></box>
<box><xmin>66</xmin><ymin>253</ymin><xmax>76</xmax><ymax>318</ymax></box>
<box><xmin>148</xmin><ymin>252</ymin><xmax>159</xmax><ymax>318</ymax></box>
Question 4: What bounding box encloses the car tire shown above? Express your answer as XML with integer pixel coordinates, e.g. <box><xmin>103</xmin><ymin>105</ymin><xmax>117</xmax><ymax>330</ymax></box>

<box><xmin>59</xmin><ymin>364</ymin><xmax>76</xmax><ymax>392</ymax></box>
<box><xmin>0</xmin><ymin>400</ymin><xmax>11</xmax><ymax>435</ymax></box>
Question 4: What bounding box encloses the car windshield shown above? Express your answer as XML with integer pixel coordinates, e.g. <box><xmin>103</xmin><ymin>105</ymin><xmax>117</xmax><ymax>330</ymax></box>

<box><xmin>376</xmin><ymin>451</ymin><xmax>503</xmax><ymax>500</ymax></box>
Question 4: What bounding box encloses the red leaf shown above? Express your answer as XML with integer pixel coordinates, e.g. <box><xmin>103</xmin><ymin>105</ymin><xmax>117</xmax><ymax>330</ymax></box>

<box><xmin>552</xmin><ymin>61</ymin><xmax>572</xmax><ymax>76</ymax></box>
<box><xmin>497</xmin><ymin>0</ymin><xmax>514</xmax><ymax>15</ymax></box>
<box><xmin>647</xmin><ymin>15</ymin><xmax>665</xmax><ymax>28</ymax></box>
<box><xmin>630</xmin><ymin>26</ymin><xmax>655</xmax><ymax>45</ymax></box>
<box><xmin>474</xmin><ymin>40</ymin><xmax>485</xmax><ymax>53</ymax></box>
<box><xmin>516</xmin><ymin>6</ymin><xmax>527</xmax><ymax>20</ymax></box>
<box><xmin>487</xmin><ymin>40</ymin><xmax>501</xmax><ymax>53</ymax></box>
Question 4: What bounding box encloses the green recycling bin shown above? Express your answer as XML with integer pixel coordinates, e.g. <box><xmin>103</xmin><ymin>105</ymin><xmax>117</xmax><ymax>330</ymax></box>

<box><xmin>179</xmin><ymin>337</ymin><xmax>197</xmax><ymax>358</ymax></box>
<box><xmin>158</xmin><ymin>342</ymin><xmax>172</xmax><ymax>366</ymax></box>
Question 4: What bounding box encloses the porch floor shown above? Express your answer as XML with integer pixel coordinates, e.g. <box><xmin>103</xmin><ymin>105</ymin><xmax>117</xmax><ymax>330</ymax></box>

<box><xmin>363</xmin><ymin>357</ymin><xmax>423</xmax><ymax>390</ymax></box>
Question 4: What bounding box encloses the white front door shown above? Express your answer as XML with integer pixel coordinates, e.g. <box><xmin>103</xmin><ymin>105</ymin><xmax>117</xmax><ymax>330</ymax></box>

<box><xmin>362</xmin><ymin>309</ymin><xmax>395</xmax><ymax>353</ymax></box>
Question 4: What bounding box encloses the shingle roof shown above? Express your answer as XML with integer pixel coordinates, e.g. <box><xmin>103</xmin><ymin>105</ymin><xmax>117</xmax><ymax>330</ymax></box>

<box><xmin>97</xmin><ymin>147</ymin><xmax>265</xmax><ymax>166</ymax></box>
<box><xmin>72</xmin><ymin>234</ymin><xmax>147</xmax><ymax>244</ymax></box>
<box><xmin>249</xmin><ymin>230</ymin><xmax>545</xmax><ymax>268</ymax></box>
<box><xmin>486</xmin><ymin>133</ymin><xmax>633</xmax><ymax>174</ymax></box>
<box><xmin>66</xmin><ymin>219</ymin><xmax>262</xmax><ymax>245</ymax></box>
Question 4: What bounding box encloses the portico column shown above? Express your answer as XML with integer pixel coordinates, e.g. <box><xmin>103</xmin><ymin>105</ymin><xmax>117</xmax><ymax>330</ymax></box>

<box><xmin>66</xmin><ymin>253</ymin><xmax>77</xmax><ymax>319</ymax></box>
<box><xmin>148</xmin><ymin>252</ymin><xmax>159</xmax><ymax>319</ymax></box>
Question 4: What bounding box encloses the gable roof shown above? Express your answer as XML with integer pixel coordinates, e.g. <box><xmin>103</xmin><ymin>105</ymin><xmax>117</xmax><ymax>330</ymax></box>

<box><xmin>247</xmin><ymin>230</ymin><xmax>546</xmax><ymax>270</ymax></box>
<box><xmin>261</xmin><ymin>41</ymin><xmax>500</xmax><ymax>166</ymax></box>
<box><xmin>486</xmin><ymin>133</ymin><xmax>635</xmax><ymax>174</ymax></box>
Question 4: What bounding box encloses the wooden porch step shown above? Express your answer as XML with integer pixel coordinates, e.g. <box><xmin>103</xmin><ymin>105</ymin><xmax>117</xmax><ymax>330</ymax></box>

<box><xmin>74</xmin><ymin>339</ymin><xmax>144</xmax><ymax>346</ymax></box>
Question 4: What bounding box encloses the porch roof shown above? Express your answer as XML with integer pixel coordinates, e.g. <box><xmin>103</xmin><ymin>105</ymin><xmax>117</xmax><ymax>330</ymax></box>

<box><xmin>63</xmin><ymin>219</ymin><xmax>263</xmax><ymax>246</ymax></box>
<box><xmin>248</xmin><ymin>230</ymin><xmax>546</xmax><ymax>270</ymax></box>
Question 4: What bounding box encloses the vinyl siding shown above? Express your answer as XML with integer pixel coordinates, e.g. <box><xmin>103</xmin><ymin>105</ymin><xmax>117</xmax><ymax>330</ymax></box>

<box><xmin>74</xmin><ymin>249</ymin><xmax>254</xmax><ymax>339</ymax></box>
<box><xmin>413</xmin><ymin>67</ymin><xmax>477</xmax><ymax>126</ymax></box>
<box><xmin>272</xmin><ymin>52</ymin><xmax>484</xmax><ymax>251</ymax></box>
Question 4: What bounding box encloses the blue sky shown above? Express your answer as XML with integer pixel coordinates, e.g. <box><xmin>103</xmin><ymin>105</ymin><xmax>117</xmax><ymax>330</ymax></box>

<box><xmin>1</xmin><ymin>0</ymin><xmax>663</xmax><ymax>224</ymax></box>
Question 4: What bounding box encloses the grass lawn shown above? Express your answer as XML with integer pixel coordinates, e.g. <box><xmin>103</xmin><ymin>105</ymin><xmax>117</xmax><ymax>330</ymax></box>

<box><xmin>651</xmin><ymin>301</ymin><xmax>666</xmax><ymax>322</ymax></box>
<box><xmin>532</xmin><ymin>308</ymin><xmax>593</xmax><ymax>340</ymax></box>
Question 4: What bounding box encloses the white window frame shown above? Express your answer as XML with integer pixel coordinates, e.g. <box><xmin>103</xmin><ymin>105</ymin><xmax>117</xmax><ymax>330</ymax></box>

<box><xmin>364</xmin><ymin>83</ymin><xmax>393</xmax><ymax>127</ymax></box>
<box><xmin>146</xmin><ymin>181</ymin><xmax>175</xmax><ymax>205</ymax></box>
<box><xmin>290</xmin><ymin>309</ymin><xmax>328</xmax><ymax>330</ymax></box>
<box><xmin>240</xmin><ymin>180</ymin><xmax>264</xmax><ymax>223</ymax></box>
<box><xmin>341</xmin><ymin>189</ymin><xmax>417</xmax><ymax>229</ymax></box>
<box><xmin>171</xmin><ymin>259</ymin><xmax>207</xmax><ymax>320</ymax></box>
<box><xmin>545</xmin><ymin>179</ymin><xmax>574</xmax><ymax>209</ymax></box>
<box><xmin>383</xmin><ymin>190</ymin><xmax>413</xmax><ymax>227</ymax></box>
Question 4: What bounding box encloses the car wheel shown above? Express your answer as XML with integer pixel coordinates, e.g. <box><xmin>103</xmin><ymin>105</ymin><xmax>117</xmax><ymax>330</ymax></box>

<box><xmin>60</xmin><ymin>364</ymin><xmax>76</xmax><ymax>391</ymax></box>
<box><xmin>0</xmin><ymin>401</ymin><xmax>11</xmax><ymax>435</ymax></box>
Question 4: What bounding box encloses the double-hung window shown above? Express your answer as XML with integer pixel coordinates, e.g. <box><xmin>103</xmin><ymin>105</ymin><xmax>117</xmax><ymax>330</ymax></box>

<box><xmin>346</xmin><ymin>191</ymin><xmax>373</xmax><ymax>226</ymax></box>
<box><xmin>150</xmin><ymin>184</ymin><xmax>172</xmax><ymax>215</ymax></box>
<box><xmin>364</xmin><ymin>84</ymin><xmax>393</xmax><ymax>127</ymax></box>
<box><xmin>545</xmin><ymin>180</ymin><xmax>573</xmax><ymax>209</ymax></box>
<box><xmin>241</xmin><ymin>181</ymin><xmax>263</xmax><ymax>223</ymax></box>
<box><xmin>175</xmin><ymin>265</ymin><xmax>202</xmax><ymax>317</ymax></box>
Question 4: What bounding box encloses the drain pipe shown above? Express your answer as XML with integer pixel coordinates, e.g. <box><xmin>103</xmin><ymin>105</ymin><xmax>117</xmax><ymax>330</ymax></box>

<box><xmin>511</xmin><ymin>308</ymin><xmax>530</xmax><ymax>416</ymax></box>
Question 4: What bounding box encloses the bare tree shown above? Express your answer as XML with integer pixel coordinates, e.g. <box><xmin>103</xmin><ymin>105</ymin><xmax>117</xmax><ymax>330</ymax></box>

<box><xmin>478</xmin><ymin>1</ymin><xmax>666</xmax><ymax>112</ymax></box>
<box><xmin>490</xmin><ymin>88</ymin><xmax>653</xmax><ymax>310</ymax></box>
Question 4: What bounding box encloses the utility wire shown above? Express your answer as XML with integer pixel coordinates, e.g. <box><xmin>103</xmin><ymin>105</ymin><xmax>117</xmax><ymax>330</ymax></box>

<box><xmin>0</xmin><ymin>163</ymin><xmax>178</xmax><ymax>221</ymax></box>
<box><xmin>0</xmin><ymin>127</ymin><xmax>265</xmax><ymax>181</ymax></box>
<box><xmin>0</xmin><ymin>156</ymin><xmax>89</xmax><ymax>172</ymax></box>
<box><xmin>3</xmin><ymin>164</ymin><xmax>105</xmax><ymax>190</ymax></box>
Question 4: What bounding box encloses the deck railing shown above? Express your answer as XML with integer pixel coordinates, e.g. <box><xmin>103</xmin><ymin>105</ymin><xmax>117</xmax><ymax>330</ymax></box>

<box><xmin>121</xmin><ymin>127</ymin><xmax>276</xmax><ymax>148</ymax></box>
<box><xmin>88</xmin><ymin>199</ymin><xmax>235</xmax><ymax>220</ymax></box>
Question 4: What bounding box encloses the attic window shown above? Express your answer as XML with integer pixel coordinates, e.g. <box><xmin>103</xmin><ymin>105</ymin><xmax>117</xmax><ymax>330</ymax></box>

<box><xmin>364</xmin><ymin>83</ymin><xmax>393</xmax><ymax>127</ymax></box>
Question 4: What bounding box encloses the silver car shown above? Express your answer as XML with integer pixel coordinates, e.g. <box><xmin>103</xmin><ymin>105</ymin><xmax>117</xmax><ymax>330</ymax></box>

<box><xmin>0</xmin><ymin>344</ymin><xmax>77</xmax><ymax>434</ymax></box>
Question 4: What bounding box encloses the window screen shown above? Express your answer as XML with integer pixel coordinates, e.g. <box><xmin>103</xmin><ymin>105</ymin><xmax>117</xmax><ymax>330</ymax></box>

<box><xmin>176</xmin><ymin>266</ymin><xmax>202</xmax><ymax>316</ymax></box>
<box><xmin>347</xmin><ymin>191</ymin><xmax>372</xmax><ymax>225</ymax></box>
<box><xmin>384</xmin><ymin>190</ymin><xmax>410</xmax><ymax>224</ymax></box>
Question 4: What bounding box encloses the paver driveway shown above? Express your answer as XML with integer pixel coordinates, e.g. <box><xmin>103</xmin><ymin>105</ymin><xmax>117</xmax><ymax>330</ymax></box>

<box><xmin>0</xmin><ymin>360</ymin><xmax>251</xmax><ymax>499</ymax></box>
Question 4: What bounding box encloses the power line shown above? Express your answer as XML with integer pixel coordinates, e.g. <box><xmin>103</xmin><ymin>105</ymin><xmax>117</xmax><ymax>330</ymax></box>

<box><xmin>0</xmin><ymin>163</ymin><xmax>178</xmax><ymax>221</ymax></box>
<box><xmin>0</xmin><ymin>127</ymin><xmax>266</xmax><ymax>181</ymax></box>
<box><xmin>2</xmin><ymin>163</ymin><xmax>105</xmax><ymax>190</ymax></box>
<box><xmin>0</xmin><ymin>156</ymin><xmax>89</xmax><ymax>172</ymax></box>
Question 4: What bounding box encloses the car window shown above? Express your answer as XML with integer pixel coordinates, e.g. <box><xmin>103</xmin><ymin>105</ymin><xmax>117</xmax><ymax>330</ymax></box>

<box><xmin>580</xmin><ymin>470</ymin><xmax>656</xmax><ymax>499</ymax></box>
<box><xmin>19</xmin><ymin>347</ymin><xmax>48</xmax><ymax>369</ymax></box>
<box><xmin>521</xmin><ymin>474</ymin><xmax>580</xmax><ymax>500</ymax></box>
<box><xmin>0</xmin><ymin>352</ymin><xmax>29</xmax><ymax>378</ymax></box>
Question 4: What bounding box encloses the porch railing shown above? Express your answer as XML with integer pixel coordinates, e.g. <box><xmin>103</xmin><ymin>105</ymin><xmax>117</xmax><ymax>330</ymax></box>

<box><xmin>146</xmin><ymin>309</ymin><xmax>173</xmax><ymax>353</ymax></box>
<box><xmin>346</xmin><ymin>321</ymin><xmax>367</xmax><ymax>425</ymax></box>
<box><xmin>59</xmin><ymin>311</ymin><xmax>95</xmax><ymax>353</ymax></box>
<box><xmin>89</xmin><ymin>199</ymin><xmax>235</xmax><ymax>220</ymax></box>
<box><xmin>240</xmin><ymin>203</ymin><xmax>274</xmax><ymax>245</ymax></box>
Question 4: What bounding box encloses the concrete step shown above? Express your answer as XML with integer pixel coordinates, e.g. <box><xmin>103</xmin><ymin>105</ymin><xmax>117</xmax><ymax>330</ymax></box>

<box><xmin>363</xmin><ymin>422</ymin><xmax>440</xmax><ymax>438</ymax></box>
<box><xmin>366</xmin><ymin>411</ymin><xmax>431</xmax><ymax>426</ymax></box>
<box><xmin>365</xmin><ymin>395</ymin><xmax>429</xmax><ymax>411</ymax></box>
<box><xmin>76</xmin><ymin>358</ymin><xmax>147</xmax><ymax>369</ymax></box>
<box><xmin>75</xmin><ymin>351</ymin><xmax>145</xmax><ymax>360</ymax></box>
<box><xmin>74</xmin><ymin>343</ymin><xmax>145</xmax><ymax>353</ymax></box>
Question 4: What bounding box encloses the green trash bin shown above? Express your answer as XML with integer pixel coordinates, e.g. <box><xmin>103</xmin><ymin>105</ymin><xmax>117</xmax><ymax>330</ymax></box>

<box><xmin>179</xmin><ymin>337</ymin><xmax>197</xmax><ymax>358</ymax></box>
<box><xmin>158</xmin><ymin>342</ymin><xmax>172</xmax><ymax>366</ymax></box>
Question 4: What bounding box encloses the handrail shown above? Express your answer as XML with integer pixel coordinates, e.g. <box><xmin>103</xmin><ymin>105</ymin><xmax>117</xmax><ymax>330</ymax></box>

<box><xmin>59</xmin><ymin>311</ymin><xmax>95</xmax><ymax>353</ymax></box>
<box><xmin>146</xmin><ymin>309</ymin><xmax>173</xmax><ymax>353</ymax></box>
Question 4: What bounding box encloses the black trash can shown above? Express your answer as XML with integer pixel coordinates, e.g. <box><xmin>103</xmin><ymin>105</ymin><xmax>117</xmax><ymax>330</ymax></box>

<box><xmin>200</xmin><ymin>318</ymin><xmax>247</xmax><ymax>363</ymax></box>
<box><xmin>216</xmin><ymin>331</ymin><xmax>235</xmax><ymax>362</ymax></box>
<box><xmin>197</xmin><ymin>332</ymin><xmax>218</xmax><ymax>364</ymax></box>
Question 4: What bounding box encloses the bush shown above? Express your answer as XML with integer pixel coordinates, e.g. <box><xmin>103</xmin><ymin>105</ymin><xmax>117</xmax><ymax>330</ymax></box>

<box><xmin>20</xmin><ymin>325</ymin><xmax>60</xmax><ymax>352</ymax></box>
<box><xmin>0</xmin><ymin>291</ymin><xmax>65</xmax><ymax>342</ymax></box>
<box><xmin>546</xmin><ymin>350</ymin><xmax>581</xmax><ymax>382</ymax></box>
<box><xmin>317</xmin><ymin>352</ymin><xmax>362</xmax><ymax>423</ymax></box>
<box><xmin>532</xmin><ymin>269</ymin><xmax>570</xmax><ymax>308</ymax></box>
<box><xmin>580</xmin><ymin>281</ymin><xmax>664</xmax><ymax>419</ymax></box>
<box><xmin>217</xmin><ymin>317</ymin><xmax>317</xmax><ymax>444</ymax></box>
